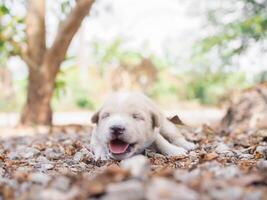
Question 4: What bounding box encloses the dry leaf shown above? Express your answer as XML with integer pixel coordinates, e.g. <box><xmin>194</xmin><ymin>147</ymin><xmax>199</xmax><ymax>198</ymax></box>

<box><xmin>203</xmin><ymin>152</ymin><xmax>219</xmax><ymax>161</ymax></box>
<box><xmin>168</xmin><ymin>115</ymin><xmax>184</xmax><ymax>125</ymax></box>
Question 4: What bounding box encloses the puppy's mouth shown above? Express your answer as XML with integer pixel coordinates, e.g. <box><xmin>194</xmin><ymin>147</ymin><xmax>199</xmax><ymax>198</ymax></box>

<box><xmin>108</xmin><ymin>139</ymin><xmax>134</xmax><ymax>155</ymax></box>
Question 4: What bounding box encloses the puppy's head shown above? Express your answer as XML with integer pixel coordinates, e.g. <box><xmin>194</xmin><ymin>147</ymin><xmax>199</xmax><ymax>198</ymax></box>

<box><xmin>91</xmin><ymin>92</ymin><xmax>160</xmax><ymax>160</ymax></box>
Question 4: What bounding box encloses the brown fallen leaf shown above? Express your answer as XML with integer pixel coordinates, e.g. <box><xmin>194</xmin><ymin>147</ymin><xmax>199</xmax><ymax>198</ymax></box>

<box><xmin>255</xmin><ymin>129</ymin><xmax>267</xmax><ymax>139</ymax></box>
<box><xmin>0</xmin><ymin>185</ymin><xmax>14</xmax><ymax>200</ymax></box>
<box><xmin>238</xmin><ymin>160</ymin><xmax>257</xmax><ymax>172</ymax></box>
<box><xmin>203</xmin><ymin>152</ymin><xmax>219</xmax><ymax>161</ymax></box>
<box><xmin>31</xmin><ymin>143</ymin><xmax>46</xmax><ymax>151</ymax></box>
<box><xmin>255</xmin><ymin>151</ymin><xmax>264</xmax><ymax>159</ymax></box>
<box><xmin>150</xmin><ymin>166</ymin><xmax>174</xmax><ymax>178</ymax></box>
<box><xmin>65</xmin><ymin>145</ymin><xmax>76</xmax><ymax>156</ymax></box>
<box><xmin>168</xmin><ymin>115</ymin><xmax>184</xmax><ymax>125</ymax></box>
<box><xmin>13</xmin><ymin>171</ymin><xmax>29</xmax><ymax>182</ymax></box>
<box><xmin>202</xmin><ymin>124</ymin><xmax>215</xmax><ymax>136</ymax></box>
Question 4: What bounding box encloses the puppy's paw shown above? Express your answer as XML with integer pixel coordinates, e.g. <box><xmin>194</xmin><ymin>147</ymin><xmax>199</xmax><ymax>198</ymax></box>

<box><xmin>173</xmin><ymin>138</ymin><xmax>197</xmax><ymax>151</ymax></box>
<box><xmin>181</xmin><ymin>141</ymin><xmax>197</xmax><ymax>151</ymax></box>
<box><xmin>93</xmin><ymin>153</ymin><xmax>109</xmax><ymax>161</ymax></box>
<box><xmin>164</xmin><ymin>145</ymin><xmax>187</xmax><ymax>156</ymax></box>
<box><xmin>89</xmin><ymin>143</ymin><xmax>109</xmax><ymax>160</ymax></box>
<box><xmin>92</xmin><ymin>149</ymin><xmax>109</xmax><ymax>161</ymax></box>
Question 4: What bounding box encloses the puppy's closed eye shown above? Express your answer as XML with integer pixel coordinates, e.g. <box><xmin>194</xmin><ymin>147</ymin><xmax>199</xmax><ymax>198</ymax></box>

<box><xmin>132</xmin><ymin>113</ymin><xmax>144</xmax><ymax>120</ymax></box>
<box><xmin>101</xmin><ymin>112</ymin><xmax>110</xmax><ymax>119</ymax></box>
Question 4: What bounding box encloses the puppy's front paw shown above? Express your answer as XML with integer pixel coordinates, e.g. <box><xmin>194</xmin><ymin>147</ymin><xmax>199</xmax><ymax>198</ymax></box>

<box><xmin>182</xmin><ymin>141</ymin><xmax>197</xmax><ymax>151</ymax></box>
<box><xmin>164</xmin><ymin>146</ymin><xmax>187</xmax><ymax>156</ymax></box>
<box><xmin>173</xmin><ymin>138</ymin><xmax>197</xmax><ymax>151</ymax></box>
<box><xmin>92</xmin><ymin>149</ymin><xmax>109</xmax><ymax>161</ymax></box>
<box><xmin>93</xmin><ymin>153</ymin><xmax>109</xmax><ymax>161</ymax></box>
<box><xmin>90</xmin><ymin>143</ymin><xmax>109</xmax><ymax>160</ymax></box>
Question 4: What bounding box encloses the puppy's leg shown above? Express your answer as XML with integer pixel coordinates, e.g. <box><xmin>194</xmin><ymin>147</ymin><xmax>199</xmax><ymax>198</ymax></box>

<box><xmin>154</xmin><ymin>134</ymin><xmax>187</xmax><ymax>156</ymax></box>
<box><xmin>160</xmin><ymin>118</ymin><xmax>196</xmax><ymax>151</ymax></box>
<box><xmin>90</xmin><ymin>130</ymin><xmax>109</xmax><ymax>160</ymax></box>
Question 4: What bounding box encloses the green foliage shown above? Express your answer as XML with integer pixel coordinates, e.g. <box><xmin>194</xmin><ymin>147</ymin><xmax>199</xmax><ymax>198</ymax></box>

<box><xmin>0</xmin><ymin>1</ymin><xmax>25</xmax><ymax>63</ymax></box>
<box><xmin>183</xmin><ymin>71</ymin><xmax>249</xmax><ymax>105</ymax></box>
<box><xmin>58</xmin><ymin>0</ymin><xmax>76</xmax><ymax>19</ymax></box>
<box><xmin>150</xmin><ymin>69</ymin><xmax>251</xmax><ymax>105</ymax></box>
<box><xmin>76</xmin><ymin>97</ymin><xmax>95</xmax><ymax>109</ymax></box>
<box><xmin>195</xmin><ymin>0</ymin><xmax>267</xmax><ymax>66</ymax></box>
<box><xmin>51</xmin><ymin>66</ymin><xmax>96</xmax><ymax>111</ymax></box>
<box><xmin>54</xmin><ymin>69</ymin><xmax>70</xmax><ymax>99</ymax></box>
<box><xmin>0</xmin><ymin>3</ymin><xmax>9</xmax><ymax>15</ymax></box>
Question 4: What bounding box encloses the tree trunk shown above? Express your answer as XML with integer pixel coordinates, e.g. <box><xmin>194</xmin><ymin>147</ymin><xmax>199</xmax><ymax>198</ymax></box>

<box><xmin>20</xmin><ymin>0</ymin><xmax>95</xmax><ymax>125</ymax></box>
<box><xmin>20</xmin><ymin>67</ymin><xmax>54</xmax><ymax>125</ymax></box>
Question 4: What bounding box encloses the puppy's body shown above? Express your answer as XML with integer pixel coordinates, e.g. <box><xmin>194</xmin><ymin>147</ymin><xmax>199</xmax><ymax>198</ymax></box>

<box><xmin>90</xmin><ymin>92</ymin><xmax>196</xmax><ymax>160</ymax></box>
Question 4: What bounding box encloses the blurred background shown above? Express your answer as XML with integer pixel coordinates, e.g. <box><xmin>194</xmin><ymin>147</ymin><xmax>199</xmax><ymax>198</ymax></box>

<box><xmin>0</xmin><ymin>0</ymin><xmax>266</xmax><ymax>127</ymax></box>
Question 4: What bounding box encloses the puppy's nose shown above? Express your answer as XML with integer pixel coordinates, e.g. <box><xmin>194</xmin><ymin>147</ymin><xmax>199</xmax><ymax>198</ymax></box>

<box><xmin>110</xmin><ymin>125</ymin><xmax>125</xmax><ymax>136</ymax></box>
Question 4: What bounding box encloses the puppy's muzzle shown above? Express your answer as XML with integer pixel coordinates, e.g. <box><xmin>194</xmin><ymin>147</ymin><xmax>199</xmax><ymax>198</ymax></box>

<box><xmin>110</xmin><ymin>125</ymin><xmax>126</xmax><ymax>137</ymax></box>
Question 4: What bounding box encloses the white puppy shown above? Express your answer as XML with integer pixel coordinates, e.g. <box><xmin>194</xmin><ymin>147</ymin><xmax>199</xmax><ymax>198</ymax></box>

<box><xmin>90</xmin><ymin>92</ymin><xmax>196</xmax><ymax>160</ymax></box>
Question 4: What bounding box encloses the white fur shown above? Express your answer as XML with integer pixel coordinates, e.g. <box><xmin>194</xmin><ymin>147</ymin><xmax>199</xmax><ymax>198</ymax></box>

<box><xmin>90</xmin><ymin>92</ymin><xmax>196</xmax><ymax>160</ymax></box>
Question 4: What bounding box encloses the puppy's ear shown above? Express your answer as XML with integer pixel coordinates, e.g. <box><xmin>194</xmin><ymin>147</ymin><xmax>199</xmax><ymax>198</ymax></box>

<box><xmin>151</xmin><ymin>111</ymin><xmax>160</xmax><ymax>128</ymax></box>
<box><xmin>91</xmin><ymin>110</ymin><xmax>100</xmax><ymax>124</ymax></box>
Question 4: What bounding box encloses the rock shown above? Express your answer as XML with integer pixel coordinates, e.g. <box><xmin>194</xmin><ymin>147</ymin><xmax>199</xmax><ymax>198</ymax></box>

<box><xmin>256</xmin><ymin>129</ymin><xmax>267</xmax><ymax>138</ymax></box>
<box><xmin>215</xmin><ymin>142</ymin><xmax>229</xmax><ymax>152</ymax></box>
<box><xmin>215</xmin><ymin>143</ymin><xmax>234</xmax><ymax>157</ymax></box>
<box><xmin>40</xmin><ymin>163</ymin><xmax>54</xmax><ymax>171</ymax></box>
<box><xmin>255</xmin><ymin>146</ymin><xmax>266</xmax><ymax>153</ymax></box>
<box><xmin>20</xmin><ymin>151</ymin><xmax>35</xmax><ymax>159</ymax></box>
<box><xmin>189</xmin><ymin>151</ymin><xmax>198</xmax><ymax>161</ymax></box>
<box><xmin>36</xmin><ymin>156</ymin><xmax>50</xmax><ymax>163</ymax></box>
<box><xmin>238</xmin><ymin>153</ymin><xmax>254</xmax><ymax>160</ymax></box>
<box><xmin>50</xmin><ymin>176</ymin><xmax>71</xmax><ymax>191</ymax></box>
<box><xmin>62</xmin><ymin>139</ymin><xmax>73</xmax><ymax>145</ymax></box>
<box><xmin>103</xmin><ymin>180</ymin><xmax>144</xmax><ymax>200</ymax></box>
<box><xmin>16</xmin><ymin>166</ymin><xmax>31</xmax><ymax>173</ymax></box>
<box><xmin>79</xmin><ymin>147</ymin><xmax>91</xmax><ymax>156</ymax></box>
<box><xmin>45</xmin><ymin>148</ymin><xmax>62</xmax><ymax>160</ymax></box>
<box><xmin>73</xmin><ymin>152</ymin><xmax>83</xmax><ymax>163</ymax></box>
<box><xmin>20</xmin><ymin>182</ymin><xmax>32</xmax><ymax>193</ymax></box>
<box><xmin>29</xmin><ymin>173</ymin><xmax>51</xmax><ymax>185</ymax></box>
<box><xmin>244</xmin><ymin>190</ymin><xmax>263</xmax><ymax>200</ymax></box>
<box><xmin>209</xmin><ymin>186</ymin><xmax>243</xmax><ymax>200</ymax></box>
<box><xmin>215</xmin><ymin>143</ymin><xmax>234</xmax><ymax>156</ymax></box>
<box><xmin>214</xmin><ymin>165</ymin><xmax>241</xmax><ymax>179</ymax></box>
<box><xmin>256</xmin><ymin>159</ymin><xmax>267</xmax><ymax>171</ymax></box>
<box><xmin>174</xmin><ymin>168</ymin><xmax>200</xmax><ymax>183</ymax></box>
<box><xmin>28</xmin><ymin>187</ymin><xmax>79</xmax><ymax>200</ymax></box>
<box><xmin>120</xmin><ymin>155</ymin><xmax>150</xmax><ymax>179</ymax></box>
<box><xmin>146</xmin><ymin>178</ymin><xmax>198</xmax><ymax>200</ymax></box>
<box><xmin>7</xmin><ymin>151</ymin><xmax>20</xmax><ymax>160</ymax></box>
<box><xmin>255</xmin><ymin>145</ymin><xmax>267</xmax><ymax>158</ymax></box>
<box><xmin>18</xmin><ymin>147</ymin><xmax>39</xmax><ymax>159</ymax></box>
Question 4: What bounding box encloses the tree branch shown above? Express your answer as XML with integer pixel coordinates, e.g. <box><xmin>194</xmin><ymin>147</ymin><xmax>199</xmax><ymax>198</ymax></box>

<box><xmin>44</xmin><ymin>0</ymin><xmax>95</xmax><ymax>72</ymax></box>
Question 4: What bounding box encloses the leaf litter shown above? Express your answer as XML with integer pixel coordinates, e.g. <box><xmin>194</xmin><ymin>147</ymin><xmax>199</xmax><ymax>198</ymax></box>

<box><xmin>0</xmin><ymin>123</ymin><xmax>266</xmax><ymax>200</ymax></box>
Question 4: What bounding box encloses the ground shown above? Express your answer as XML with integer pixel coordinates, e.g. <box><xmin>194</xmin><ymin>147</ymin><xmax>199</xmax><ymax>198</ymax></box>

<box><xmin>0</xmin><ymin>120</ymin><xmax>266</xmax><ymax>200</ymax></box>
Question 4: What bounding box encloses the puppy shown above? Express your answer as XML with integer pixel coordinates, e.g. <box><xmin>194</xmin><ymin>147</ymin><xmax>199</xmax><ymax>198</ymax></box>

<box><xmin>90</xmin><ymin>92</ymin><xmax>196</xmax><ymax>160</ymax></box>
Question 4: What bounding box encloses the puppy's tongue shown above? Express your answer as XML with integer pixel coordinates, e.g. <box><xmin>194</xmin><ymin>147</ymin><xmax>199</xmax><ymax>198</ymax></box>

<box><xmin>109</xmin><ymin>139</ymin><xmax>129</xmax><ymax>154</ymax></box>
